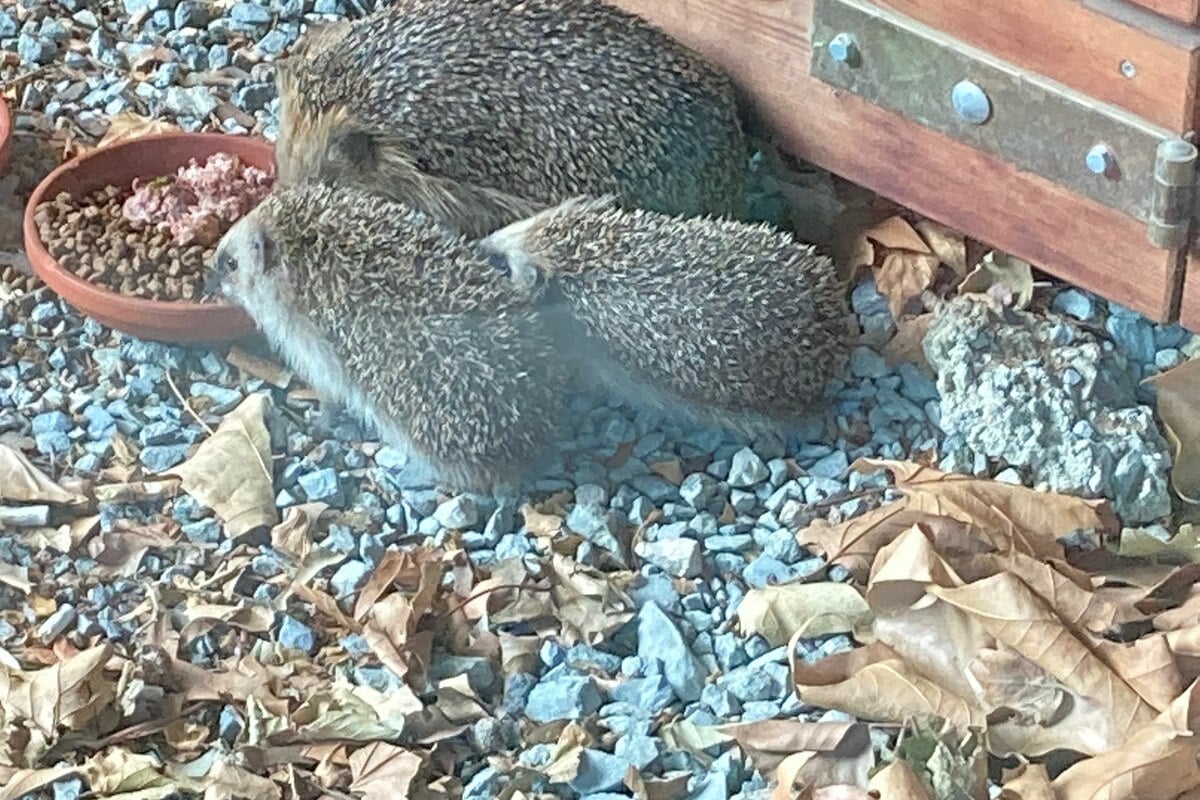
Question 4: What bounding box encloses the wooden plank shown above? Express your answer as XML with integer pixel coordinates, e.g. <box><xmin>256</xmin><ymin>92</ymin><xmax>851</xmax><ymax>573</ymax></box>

<box><xmin>873</xmin><ymin>0</ymin><xmax>1200</xmax><ymax>132</ymax></box>
<box><xmin>1125</xmin><ymin>0</ymin><xmax>1200</xmax><ymax>26</ymax></box>
<box><xmin>1182</xmin><ymin>256</ymin><xmax>1200</xmax><ymax>331</ymax></box>
<box><xmin>608</xmin><ymin>0</ymin><xmax>1176</xmax><ymax>321</ymax></box>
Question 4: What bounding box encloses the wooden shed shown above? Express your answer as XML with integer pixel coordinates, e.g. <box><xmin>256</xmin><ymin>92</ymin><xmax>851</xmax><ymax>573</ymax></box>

<box><xmin>609</xmin><ymin>0</ymin><xmax>1200</xmax><ymax>332</ymax></box>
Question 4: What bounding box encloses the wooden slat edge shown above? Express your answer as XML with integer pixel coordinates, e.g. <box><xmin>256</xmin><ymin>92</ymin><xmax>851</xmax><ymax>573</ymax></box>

<box><xmin>1124</xmin><ymin>0</ymin><xmax>1200</xmax><ymax>27</ymax></box>
<box><xmin>1182</xmin><ymin>257</ymin><xmax>1200</xmax><ymax>331</ymax></box>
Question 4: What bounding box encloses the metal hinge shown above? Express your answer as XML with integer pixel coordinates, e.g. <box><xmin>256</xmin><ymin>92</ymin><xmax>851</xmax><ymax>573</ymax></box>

<box><xmin>810</xmin><ymin>0</ymin><xmax>1200</xmax><ymax>252</ymax></box>
<box><xmin>1148</xmin><ymin>137</ymin><xmax>1197</xmax><ymax>250</ymax></box>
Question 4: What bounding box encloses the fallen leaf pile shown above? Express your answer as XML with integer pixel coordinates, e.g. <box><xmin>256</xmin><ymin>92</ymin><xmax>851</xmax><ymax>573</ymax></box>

<box><xmin>0</xmin><ymin>396</ymin><xmax>647</xmax><ymax>799</ymax></box>
<box><xmin>721</xmin><ymin>459</ymin><xmax>1200</xmax><ymax>799</ymax></box>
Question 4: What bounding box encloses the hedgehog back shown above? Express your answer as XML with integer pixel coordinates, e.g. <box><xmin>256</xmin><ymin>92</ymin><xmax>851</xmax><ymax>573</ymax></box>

<box><xmin>524</xmin><ymin>206</ymin><xmax>852</xmax><ymax>420</ymax></box>
<box><xmin>289</xmin><ymin>0</ymin><xmax>748</xmax><ymax>220</ymax></box>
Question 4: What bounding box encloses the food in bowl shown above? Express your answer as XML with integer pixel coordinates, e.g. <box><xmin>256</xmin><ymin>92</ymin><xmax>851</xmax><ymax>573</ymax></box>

<box><xmin>31</xmin><ymin>153</ymin><xmax>274</xmax><ymax>303</ymax></box>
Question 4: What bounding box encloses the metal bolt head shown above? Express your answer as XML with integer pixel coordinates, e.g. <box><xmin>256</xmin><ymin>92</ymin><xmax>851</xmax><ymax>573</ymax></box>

<box><xmin>828</xmin><ymin>33</ymin><xmax>858</xmax><ymax>64</ymax></box>
<box><xmin>951</xmin><ymin>80</ymin><xmax>991</xmax><ymax>125</ymax></box>
<box><xmin>1086</xmin><ymin>144</ymin><xmax>1115</xmax><ymax>176</ymax></box>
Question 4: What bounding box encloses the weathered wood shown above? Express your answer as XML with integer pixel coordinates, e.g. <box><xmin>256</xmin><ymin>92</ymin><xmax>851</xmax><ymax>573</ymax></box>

<box><xmin>1123</xmin><ymin>0</ymin><xmax>1200</xmax><ymax>26</ymax></box>
<box><xmin>1182</xmin><ymin>256</ymin><xmax>1200</xmax><ymax>331</ymax></box>
<box><xmin>875</xmin><ymin>0</ymin><xmax>1200</xmax><ymax>131</ymax></box>
<box><xmin>609</xmin><ymin>0</ymin><xmax>1177</xmax><ymax>321</ymax></box>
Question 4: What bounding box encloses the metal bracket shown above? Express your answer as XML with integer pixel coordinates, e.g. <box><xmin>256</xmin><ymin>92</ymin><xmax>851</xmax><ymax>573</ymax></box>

<box><xmin>810</xmin><ymin>0</ymin><xmax>1198</xmax><ymax>248</ymax></box>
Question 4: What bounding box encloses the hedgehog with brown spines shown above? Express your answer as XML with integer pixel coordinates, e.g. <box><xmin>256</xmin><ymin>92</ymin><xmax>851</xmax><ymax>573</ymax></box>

<box><xmin>207</xmin><ymin>182</ymin><xmax>567</xmax><ymax>494</ymax></box>
<box><xmin>273</xmin><ymin>0</ymin><xmax>749</xmax><ymax>238</ymax></box>
<box><xmin>483</xmin><ymin>196</ymin><xmax>854</xmax><ymax>432</ymax></box>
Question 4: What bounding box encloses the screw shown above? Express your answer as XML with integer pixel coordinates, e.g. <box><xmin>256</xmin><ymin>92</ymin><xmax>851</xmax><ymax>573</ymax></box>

<box><xmin>951</xmin><ymin>80</ymin><xmax>991</xmax><ymax>124</ymax></box>
<box><xmin>1086</xmin><ymin>144</ymin><xmax>1115</xmax><ymax>176</ymax></box>
<box><xmin>1120</xmin><ymin>60</ymin><xmax>1137</xmax><ymax>78</ymax></box>
<box><xmin>827</xmin><ymin>33</ymin><xmax>858</xmax><ymax>64</ymax></box>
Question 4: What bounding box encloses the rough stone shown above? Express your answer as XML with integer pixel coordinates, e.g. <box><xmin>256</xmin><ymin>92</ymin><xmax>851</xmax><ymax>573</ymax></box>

<box><xmin>636</xmin><ymin>603</ymin><xmax>706</xmax><ymax>702</ymax></box>
<box><xmin>924</xmin><ymin>296</ymin><xmax>1171</xmax><ymax>523</ymax></box>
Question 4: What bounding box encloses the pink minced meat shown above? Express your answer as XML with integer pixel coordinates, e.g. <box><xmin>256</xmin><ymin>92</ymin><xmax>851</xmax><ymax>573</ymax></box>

<box><xmin>121</xmin><ymin>153</ymin><xmax>274</xmax><ymax>247</ymax></box>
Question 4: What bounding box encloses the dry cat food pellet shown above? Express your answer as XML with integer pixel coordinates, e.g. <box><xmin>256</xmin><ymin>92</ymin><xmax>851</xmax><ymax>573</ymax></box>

<box><xmin>32</xmin><ymin>153</ymin><xmax>274</xmax><ymax>303</ymax></box>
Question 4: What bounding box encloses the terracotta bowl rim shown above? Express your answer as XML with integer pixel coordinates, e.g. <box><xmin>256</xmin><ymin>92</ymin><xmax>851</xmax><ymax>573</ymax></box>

<box><xmin>22</xmin><ymin>131</ymin><xmax>274</xmax><ymax>319</ymax></box>
<box><xmin>0</xmin><ymin>97</ymin><xmax>10</xmax><ymax>144</ymax></box>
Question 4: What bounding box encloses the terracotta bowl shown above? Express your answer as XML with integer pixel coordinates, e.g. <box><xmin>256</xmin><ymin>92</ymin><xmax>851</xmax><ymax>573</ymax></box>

<box><xmin>23</xmin><ymin>133</ymin><xmax>274</xmax><ymax>344</ymax></box>
<box><xmin>0</xmin><ymin>97</ymin><xmax>11</xmax><ymax>173</ymax></box>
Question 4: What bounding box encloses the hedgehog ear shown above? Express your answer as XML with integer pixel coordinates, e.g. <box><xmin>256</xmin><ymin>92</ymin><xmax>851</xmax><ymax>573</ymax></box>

<box><xmin>333</xmin><ymin>129</ymin><xmax>379</xmax><ymax>169</ymax></box>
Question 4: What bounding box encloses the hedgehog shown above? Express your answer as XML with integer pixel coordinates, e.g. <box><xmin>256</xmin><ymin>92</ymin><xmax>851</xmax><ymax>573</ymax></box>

<box><xmin>482</xmin><ymin>197</ymin><xmax>854</xmax><ymax>433</ymax></box>
<box><xmin>206</xmin><ymin>182</ymin><xmax>568</xmax><ymax>494</ymax></box>
<box><xmin>273</xmin><ymin>0</ymin><xmax>749</xmax><ymax>238</ymax></box>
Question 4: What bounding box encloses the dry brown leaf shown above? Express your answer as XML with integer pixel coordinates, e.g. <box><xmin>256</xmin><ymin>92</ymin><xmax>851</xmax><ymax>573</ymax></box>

<box><xmin>915</xmin><ymin>219</ymin><xmax>968</xmax><ymax>276</ymax></box>
<box><xmin>1093</xmin><ymin>634</ymin><xmax>1184</xmax><ymax>713</ymax></box>
<box><xmin>352</xmin><ymin>546</ymin><xmax>444</xmax><ymax>623</ymax></box>
<box><xmin>790</xmin><ymin>641</ymin><xmax>985</xmax><ymax>730</ymax></box>
<box><xmin>167</xmin><ymin>654</ymin><xmax>294</xmax><ymax>715</ymax></box>
<box><xmin>797</xmin><ymin>506</ymin><xmax>971</xmax><ymax>582</ymax></box>
<box><xmin>737</xmin><ymin>583</ymin><xmax>871</xmax><ymax>646</ymax></box>
<box><xmin>169</xmin><ymin>393</ymin><xmax>276</xmax><ymax>537</ymax></box>
<box><xmin>364</xmin><ymin>593</ymin><xmax>415</xmax><ymax>681</ymax></box>
<box><xmin>1051</xmin><ymin>681</ymin><xmax>1200</xmax><ymax>800</ymax></box>
<box><xmin>199</xmin><ymin>756</ymin><xmax>281</xmax><ymax>800</ymax></box>
<box><xmin>865</xmin><ymin>216</ymin><xmax>933</xmax><ymax>254</ymax></box>
<box><xmin>269</xmin><ymin>503</ymin><xmax>327</xmax><ymax>562</ymax></box>
<box><xmin>968</xmin><ymin>647</ymin><xmax>1068</xmax><ymax>725</ymax></box>
<box><xmin>957</xmin><ymin>252</ymin><xmax>1034</xmax><ymax>309</ymax></box>
<box><xmin>882</xmin><ymin>313</ymin><xmax>935</xmax><ymax>369</ymax></box>
<box><xmin>719</xmin><ymin>720</ymin><xmax>867</xmax><ymax>774</ymax></box>
<box><xmin>0</xmin><ymin>444</ymin><xmax>86</xmax><ymax>505</ymax></box>
<box><xmin>522</xmin><ymin>505</ymin><xmax>564</xmax><ymax>539</ymax></box>
<box><xmin>931</xmin><ymin>574</ymin><xmax>1157</xmax><ymax>753</ymax></box>
<box><xmin>1154</xmin><ymin>592</ymin><xmax>1200</xmax><ymax>632</ymax></box>
<box><xmin>81</xmin><ymin>748</ymin><xmax>169</xmax><ymax>795</ymax></box>
<box><xmin>0</xmin><ymin>766</ymin><xmax>78</xmax><ymax>800</ymax></box>
<box><xmin>1146</xmin><ymin>358</ymin><xmax>1200</xmax><ymax>505</ymax></box>
<box><xmin>1116</xmin><ymin>523</ymin><xmax>1200</xmax><ymax>564</ymax></box>
<box><xmin>0</xmin><ymin>645</ymin><xmax>116</xmax><ymax>737</ymax></box>
<box><xmin>770</xmin><ymin>732</ymin><xmax>874</xmax><ymax>800</ymax></box>
<box><xmin>875</xmin><ymin>252</ymin><xmax>941</xmax><ymax>320</ymax></box>
<box><xmin>624</xmin><ymin>769</ymin><xmax>691</xmax><ymax>800</ymax></box>
<box><xmin>180</xmin><ymin>604</ymin><xmax>274</xmax><ymax>638</ymax></box>
<box><xmin>87</xmin><ymin>524</ymin><xmax>179</xmax><ymax>578</ymax></box>
<box><xmin>348</xmin><ymin>743</ymin><xmax>423</xmax><ymax>800</ymax></box>
<box><xmin>801</xmin><ymin>460</ymin><xmax>1115</xmax><ymax>579</ymax></box>
<box><xmin>999</xmin><ymin>763</ymin><xmax>1055</xmax><ymax>800</ymax></box>
<box><xmin>867</xmin><ymin>760</ymin><xmax>933</xmax><ymax>800</ymax></box>
<box><xmin>95</xmin><ymin>112</ymin><xmax>182</xmax><ymax>149</ymax></box>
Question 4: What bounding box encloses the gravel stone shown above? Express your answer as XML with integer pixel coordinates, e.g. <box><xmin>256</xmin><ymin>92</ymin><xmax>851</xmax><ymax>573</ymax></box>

<box><xmin>635</xmin><ymin>538</ymin><xmax>702</xmax><ymax>578</ymax></box>
<box><xmin>330</xmin><ymin>560</ymin><xmax>370</xmax><ymax>598</ymax></box>
<box><xmin>434</xmin><ymin>495</ymin><xmax>479</xmax><ymax>529</ymax></box>
<box><xmin>1053</xmin><ymin>289</ymin><xmax>1095</xmax><ymax>321</ymax></box>
<box><xmin>636</xmin><ymin>603</ymin><xmax>706</xmax><ymax>702</ymax></box>
<box><xmin>278</xmin><ymin>615</ymin><xmax>317</xmax><ymax>654</ymax></box>
<box><xmin>37</xmin><ymin>604</ymin><xmax>77</xmax><ymax>643</ymax></box>
<box><xmin>728</xmin><ymin>447</ymin><xmax>768</xmax><ymax>488</ymax></box>
<box><xmin>525</xmin><ymin>667</ymin><xmax>602</xmax><ymax>722</ymax></box>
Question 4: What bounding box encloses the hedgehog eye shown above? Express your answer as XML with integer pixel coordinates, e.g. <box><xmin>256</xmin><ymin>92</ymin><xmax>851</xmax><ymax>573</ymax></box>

<box><xmin>335</xmin><ymin>130</ymin><xmax>378</xmax><ymax>168</ymax></box>
<box><xmin>255</xmin><ymin>228</ymin><xmax>277</xmax><ymax>274</ymax></box>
